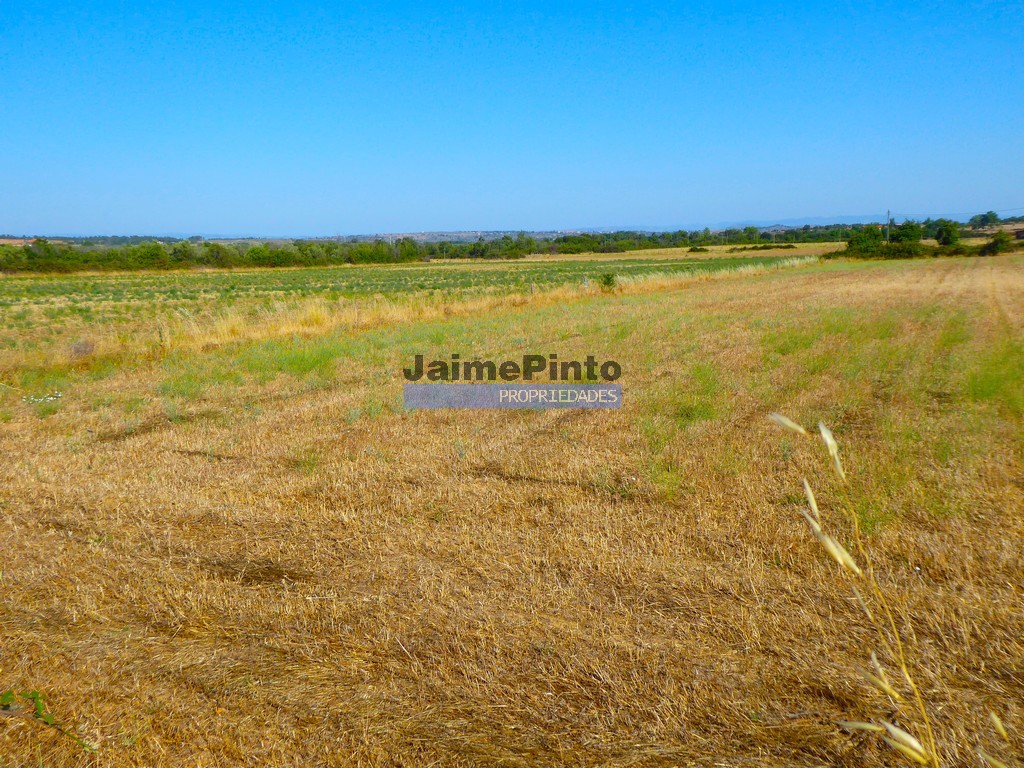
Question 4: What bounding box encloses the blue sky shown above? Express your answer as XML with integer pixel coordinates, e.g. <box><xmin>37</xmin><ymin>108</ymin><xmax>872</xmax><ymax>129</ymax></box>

<box><xmin>1</xmin><ymin>1</ymin><xmax>1021</xmax><ymax>235</ymax></box>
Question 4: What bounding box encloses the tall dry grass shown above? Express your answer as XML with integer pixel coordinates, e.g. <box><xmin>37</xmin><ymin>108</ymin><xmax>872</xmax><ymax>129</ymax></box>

<box><xmin>769</xmin><ymin>412</ymin><xmax>1019</xmax><ymax>767</ymax></box>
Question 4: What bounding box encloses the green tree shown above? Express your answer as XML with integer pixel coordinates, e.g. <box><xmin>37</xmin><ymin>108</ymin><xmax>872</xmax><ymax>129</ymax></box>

<box><xmin>201</xmin><ymin>242</ymin><xmax>239</xmax><ymax>267</ymax></box>
<box><xmin>170</xmin><ymin>240</ymin><xmax>197</xmax><ymax>265</ymax></box>
<box><xmin>933</xmin><ymin>219</ymin><xmax>961</xmax><ymax>246</ymax></box>
<box><xmin>889</xmin><ymin>220</ymin><xmax>923</xmax><ymax>243</ymax></box>
<box><xmin>968</xmin><ymin>211</ymin><xmax>1000</xmax><ymax>229</ymax></box>
<box><xmin>847</xmin><ymin>226</ymin><xmax>883</xmax><ymax>252</ymax></box>
<box><xmin>979</xmin><ymin>230</ymin><xmax>1013</xmax><ymax>256</ymax></box>
<box><xmin>132</xmin><ymin>241</ymin><xmax>170</xmax><ymax>269</ymax></box>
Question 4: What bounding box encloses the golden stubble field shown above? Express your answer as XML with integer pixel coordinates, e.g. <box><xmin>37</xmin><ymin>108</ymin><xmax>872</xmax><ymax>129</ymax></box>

<box><xmin>1</xmin><ymin>255</ymin><xmax>1022</xmax><ymax>766</ymax></box>
<box><xmin>520</xmin><ymin>242</ymin><xmax>845</xmax><ymax>262</ymax></box>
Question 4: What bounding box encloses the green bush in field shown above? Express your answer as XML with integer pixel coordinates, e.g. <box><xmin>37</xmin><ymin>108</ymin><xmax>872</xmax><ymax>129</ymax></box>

<box><xmin>979</xmin><ymin>230</ymin><xmax>1013</xmax><ymax>256</ymax></box>
<box><xmin>846</xmin><ymin>226</ymin><xmax>884</xmax><ymax>253</ymax></box>
<box><xmin>933</xmin><ymin>219</ymin><xmax>961</xmax><ymax>246</ymax></box>
<box><xmin>878</xmin><ymin>242</ymin><xmax>927</xmax><ymax>259</ymax></box>
<box><xmin>889</xmin><ymin>220</ymin><xmax>923</xmax><ymax>243</ymax></box>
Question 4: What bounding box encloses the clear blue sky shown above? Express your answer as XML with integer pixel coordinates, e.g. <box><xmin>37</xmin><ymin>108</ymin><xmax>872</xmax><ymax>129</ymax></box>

<box><xmin>1</xmin><ymin>1</ymin><xmax>1021</xmax><ymax>235</ymax></box>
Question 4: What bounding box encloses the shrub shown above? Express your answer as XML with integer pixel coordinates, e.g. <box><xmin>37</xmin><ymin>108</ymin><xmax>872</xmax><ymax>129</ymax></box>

<box><xmin>935</xmin><ymin>244</ymin><xmax>975</xmax><ymax>257</ymax></box>
<box><xmin>878</xmin><ymin>242</ymin><xmax>927</xmax><ymax>259</ymax></box>
<box><xmin>847</xmin><ymin>226</ymin><xmax>884</xmax><ymax>251</ymax></box>
<box><xmin>934</xmin><ymin>219</ymin><xmax>961</xmax><ymax>246</ymax></box>
<box><xmin>890</xmin><ymin>220</ymin><xmax>923</xmax><ymax>243</ymax></box>
<box><xmin>598</xmin><ymin>272</ymin><xmax>617</xmax><ymax>291</ymax></box>
<box><xmin>979</xmin><ymin>230</ymin><xmax>1014</xmax><ymax>256</ymax></box>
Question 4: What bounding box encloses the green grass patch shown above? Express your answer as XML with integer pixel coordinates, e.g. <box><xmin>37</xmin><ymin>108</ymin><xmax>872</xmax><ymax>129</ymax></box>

<box><xmin>237</xmin><ymin>337</ymin><xmax>348</xmax><ymax>382</ymax></box>
<box><xmin>158</xmin><ymin>371</ymin><xmax>208</xmax><ymax>400</ymax></box>
<box><xmin>965</xmin><ymin>340</ymin><xmax>1024</xmax><ymax>415</ymax></box>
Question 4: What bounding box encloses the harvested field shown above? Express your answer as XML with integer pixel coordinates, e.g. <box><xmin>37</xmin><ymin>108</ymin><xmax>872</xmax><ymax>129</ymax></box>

<box><xmin>1</xmin><ymin>254</ymin><xmax>1022</xmax><ymax>766</ymax></box>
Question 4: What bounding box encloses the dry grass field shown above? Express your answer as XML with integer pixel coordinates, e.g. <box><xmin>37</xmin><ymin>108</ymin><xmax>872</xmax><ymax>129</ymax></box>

<box><xmin>1</xmin><ymin>254</ymin><xmax>1022</xmax><ymax>766</ymax></box>
<box><xmin>522</xmin><ymin>242</ymin><xmax>845</xmax><ymax>262</ymax></box>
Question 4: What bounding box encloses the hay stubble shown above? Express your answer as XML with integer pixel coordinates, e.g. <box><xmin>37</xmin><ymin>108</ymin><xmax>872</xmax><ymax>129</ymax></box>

<box><xmin>1</xmin><ymin>255</ymin><xmax>1022</xmax><ymax>766</ymax></box>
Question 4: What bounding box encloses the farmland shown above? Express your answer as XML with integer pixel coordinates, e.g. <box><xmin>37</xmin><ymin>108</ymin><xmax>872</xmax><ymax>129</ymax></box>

<box><xmin>1</xmin><ymin>251</ymin><xmax>1022</xmax><ymax>766</ymax></box>
<box><xmin>0</xmin><ymin>247</ymin><xmax>813</xmax><ymax>383</ymax></box>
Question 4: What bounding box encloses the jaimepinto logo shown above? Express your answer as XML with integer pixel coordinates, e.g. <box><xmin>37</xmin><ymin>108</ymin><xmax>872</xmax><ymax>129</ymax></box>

<box><xmin>403</xmin><ymin>354</ymin><xmax>621</xmax><ymax>382</ymax></box>
<box><xmin>402</xmin><ymin>354</ymin><xmax>622</xmax><ymax>409</ymax></box>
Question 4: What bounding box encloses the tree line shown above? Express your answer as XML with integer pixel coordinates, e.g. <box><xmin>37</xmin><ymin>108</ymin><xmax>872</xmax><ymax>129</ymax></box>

<box><xmin>0</xmin><ymin>230</ymin><xmax>810</xmax><ymax>273</ymax></box>
<box><xmin>842</xmin><ymin>212</ymin><xmax>1018</xmax><ymax>259</ymax></box>
<box><xmin>1</xmin><ymin>213</ymin><xmax>1017</xmax><ymax>273</ymax></box>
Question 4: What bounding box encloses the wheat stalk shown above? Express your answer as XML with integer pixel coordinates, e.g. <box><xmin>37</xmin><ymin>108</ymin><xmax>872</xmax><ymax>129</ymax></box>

<box><xmin>770</xmin><ymin>413</ymin><xmax>1022</xmax><ymax>766</ymax></box>
<box><xmin>770</xmin><ymin>413</ymin><xmax>940</xmax><ymax>764</ymax></box>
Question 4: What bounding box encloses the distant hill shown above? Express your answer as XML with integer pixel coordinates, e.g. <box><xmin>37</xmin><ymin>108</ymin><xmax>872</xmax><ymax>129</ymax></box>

<box><xmin>14</xmin><ymin>212</ymin><xmax>994</xmax><ymax>243</ymax></box>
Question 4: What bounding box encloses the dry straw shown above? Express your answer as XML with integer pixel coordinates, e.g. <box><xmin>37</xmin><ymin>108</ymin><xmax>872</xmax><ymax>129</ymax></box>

<box><xmin>768</xmin><ymin>412</ymin><xmax>1019</xmax><ymax>767</ymax></box>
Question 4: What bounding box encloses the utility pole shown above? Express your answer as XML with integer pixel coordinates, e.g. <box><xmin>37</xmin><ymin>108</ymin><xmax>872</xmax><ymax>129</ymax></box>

<box><xmin>886</xmin><ymin>210</ymin><xmax>891</xmax><ymax>243</ymax></box>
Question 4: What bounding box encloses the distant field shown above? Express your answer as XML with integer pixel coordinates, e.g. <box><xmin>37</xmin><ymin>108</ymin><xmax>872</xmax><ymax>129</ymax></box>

<box><xmin>0</xmin><ymin>252</ymin><xmax>795</xmax><ymax>379</ymax></box>
<box><xmin>1</xmin><ymin>253</ymin><xmax>1021</xmax><ymax>766</ymax></box>
<box><xmin>523</xmin><ymin>241</ymin><xmax>845</xmax><ymax>261</ymax></box>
